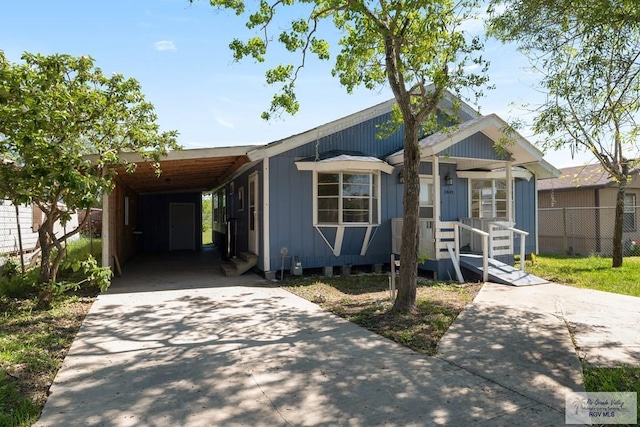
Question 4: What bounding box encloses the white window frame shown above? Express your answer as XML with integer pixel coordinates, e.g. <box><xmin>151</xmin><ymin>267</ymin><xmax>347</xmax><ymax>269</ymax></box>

<box><xmin>469</xmin><ymin>178</ymin><xmax>514</xmax><ymax>219</ymax></box>
<box><xmin>313</xmin><ymin>170</ymin><xmax>381</xmax><ymax>226</ymax></box>
<box><xmin>419</xmin><ymin>175</ymin><xmax>434</xmax><ymax>208</ymax></box>
<box><xmin>624</xmin><ymin>193</ymin><xmax>636</xmax><ymax>231</ymax></box>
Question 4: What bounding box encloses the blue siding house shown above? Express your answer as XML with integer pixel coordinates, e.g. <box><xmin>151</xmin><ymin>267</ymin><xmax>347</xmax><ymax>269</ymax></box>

<box><xmin>211</xmin><ymin>93</ymin><xmax>560</xmax><ymax>280</ymax></box>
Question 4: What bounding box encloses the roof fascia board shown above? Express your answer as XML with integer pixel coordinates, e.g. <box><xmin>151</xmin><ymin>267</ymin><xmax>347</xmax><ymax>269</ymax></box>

<box><xmin>457</xmin><ymin>169</ymin><xmax>533</xmax><ymax>181</ymax></box>
<box><xmin>387</xmin><ymin>114</ymin><xmax>561</xmax><ymax>179</ymax></box>
<box><xmin>295</xmin><ymin>160</ymin><xmax>394</xmax><ymax>174</ymax></box>
<box><xmin>83</xmin><ymin>145</ymin><xmax>255</xmax><ymax>163</ymax></box>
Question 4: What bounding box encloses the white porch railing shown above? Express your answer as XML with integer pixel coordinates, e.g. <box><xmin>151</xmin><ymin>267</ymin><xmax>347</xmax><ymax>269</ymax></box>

<box><xmin>391</xmin><ymin>218</ymin><xmax>435</xmax><ymax>260</ymax></box>
<box><xmin>453</xmin><ymin>222</ymin><xmax>489</xmax><ymax>282</ymax></box>
<box><xmin>391</xmin><ymin>218</ymin><xmax>530</xmax><ymax>280</ymax></box>
<box><xmin>459</xmin><ymin>218</ymin><xmax>514</xmax><ymax>253</ymax></box>
<box><xmin>489</xmin><ymin>222</ymin><xmax>529</xmax><ymax>271</ymax></box>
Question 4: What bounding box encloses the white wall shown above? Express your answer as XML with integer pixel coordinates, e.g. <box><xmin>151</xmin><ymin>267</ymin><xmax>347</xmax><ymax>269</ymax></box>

<box><xmin>1</xmin><ymin>200</ymin><xmax>79</xmax><ymax>262</ymax></box>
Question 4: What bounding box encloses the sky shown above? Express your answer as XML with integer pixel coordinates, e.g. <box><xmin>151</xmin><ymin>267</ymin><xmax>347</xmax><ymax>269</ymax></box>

<box><xmin>1</xmin><ymin>0</ymin><xmax>596</xmax><ymax>168</ymax></box>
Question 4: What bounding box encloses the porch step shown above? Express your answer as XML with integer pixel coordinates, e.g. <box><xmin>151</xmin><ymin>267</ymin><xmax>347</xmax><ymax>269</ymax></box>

<box><xmin>220</xmin><ymin>252</ymin><xmax>258</xmax><ymax>276</ymax></box>
<box><xmin>459</xmin><ymin>254</ymin><xmax>549</xmax><ymax>286</ymax></box>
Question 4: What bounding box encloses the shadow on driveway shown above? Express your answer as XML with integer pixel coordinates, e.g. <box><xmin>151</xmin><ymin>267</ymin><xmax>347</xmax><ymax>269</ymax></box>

<box><xmin>37</xmin><ymin>255</ymin><xmax>582</xmax><ymax>426</ymax></box>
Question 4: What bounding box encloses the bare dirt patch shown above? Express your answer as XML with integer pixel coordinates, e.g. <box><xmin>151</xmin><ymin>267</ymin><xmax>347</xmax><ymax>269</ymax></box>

<box><xmin>284</xmin><ymin>274</ymin><xmax>481</xmax><ymax>355</ymax></box>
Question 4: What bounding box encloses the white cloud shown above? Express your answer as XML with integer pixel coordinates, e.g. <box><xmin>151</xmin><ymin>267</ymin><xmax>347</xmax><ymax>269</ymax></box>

<box><xmin>216</xmin><ymin>117</ymin><xmax>234</xmax><ymax>129</ymax></box>
<box><xmin>154</xmin><ymin>40</ymin><xmax>176</xmax><ymax>51</ymax></box>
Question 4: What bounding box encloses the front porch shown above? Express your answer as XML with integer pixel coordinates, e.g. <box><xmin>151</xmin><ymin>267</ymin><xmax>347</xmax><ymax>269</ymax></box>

<box><xmin>391</xmin><ymin>218</ymin><xmax>535</xmax><ymax>284</ymax></box>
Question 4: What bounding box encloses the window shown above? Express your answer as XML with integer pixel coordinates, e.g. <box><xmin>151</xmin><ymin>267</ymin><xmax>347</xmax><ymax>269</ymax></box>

<box><xmin>316</xmin><ymin>172</ymin><xmax>379</xmax><ymax>225</ymax></box>
<box><xmin>213</xmin><ymin>190</ymin><xmax>226</xmax><ymax>225</ymax></box>
<box><xmin>419</xmin><ymin>176</ymin><xmax>434</xmax><ymax>218</ymax></box>
<box><xmin>238</xmin><ymin>186</ymin><xmax>244</xmax><ymax>211</ymax></box>
<box><xmin>624</xmin><ymin>194</ymin><xmax>636</xmax><ymax>231</ymax></box>
<box><xmin>471</xmin><ymin>179</ymin><xmax>512</xmax><ymax>219</ymax></box>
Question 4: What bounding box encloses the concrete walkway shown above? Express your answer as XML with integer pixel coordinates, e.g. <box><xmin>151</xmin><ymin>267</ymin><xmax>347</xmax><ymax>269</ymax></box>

<box><xmin>37</xmin><ymin>254</ymin><xmax>624</xmax><ymax>426</ymax></box>
<box><xmin>461</xmin><ymin>283</ymin><xmax>640</xmax><ymax>367</ymax></box>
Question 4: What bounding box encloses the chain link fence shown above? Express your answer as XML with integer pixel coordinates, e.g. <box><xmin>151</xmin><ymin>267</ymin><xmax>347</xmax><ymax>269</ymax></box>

<box><xmin>539</xmin><ymin>206</ymin><xmax>640</xmax><ymax>256</ymax></box>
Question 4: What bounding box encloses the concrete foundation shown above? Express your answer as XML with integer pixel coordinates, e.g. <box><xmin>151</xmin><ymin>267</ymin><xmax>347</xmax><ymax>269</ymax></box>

<box><xmin>341</xmin><ymin>265</ymin><xmax>351</xmax><ymax>276</ymax></box>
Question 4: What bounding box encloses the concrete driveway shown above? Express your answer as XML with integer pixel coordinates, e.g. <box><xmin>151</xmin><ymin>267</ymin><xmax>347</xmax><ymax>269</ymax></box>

<box><xmin>38</xmin><ymin>252</ymin><xmax>633</xmax><ymax>426</ymax></box>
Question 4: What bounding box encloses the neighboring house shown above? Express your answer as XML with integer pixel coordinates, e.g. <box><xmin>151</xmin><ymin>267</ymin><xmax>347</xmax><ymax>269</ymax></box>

<box><xmin>102</xmin><ymin>92</ymin><xmax>559</xmax><ymax>281</ymax></box>
<box><xmin>0</xmin><ymin>200</ymin><xmax>79</xmax><ymax>265</ymax></box>
<box><xmin>538</xmin><ymin>164</ymin><xmax>640</xmax><ymax>256</ymax></box>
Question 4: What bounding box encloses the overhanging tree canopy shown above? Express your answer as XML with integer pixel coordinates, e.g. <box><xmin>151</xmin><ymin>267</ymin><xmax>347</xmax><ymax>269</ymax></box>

<box><xmin>488</xmin><ymin>0</ymin><xmax>640</xmax><ymax>267</ymax></box>
<box><xmin>191</xmin><ymin>0</ymin><xmax>490</xmax><ymax>311</ymax></box>
<box><xmin>0</xmin><ymin>52</ymin><xmax>180</xmax><ymax>299</ymax></box>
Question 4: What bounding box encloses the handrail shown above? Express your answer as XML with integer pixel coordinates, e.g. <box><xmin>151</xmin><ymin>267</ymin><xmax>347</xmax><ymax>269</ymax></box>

<box><xmin>453</xmin><ymin>222</ymin><xmax>489</xmax><ymax>282</ymax></box>
<box><xmin>489</xmin><ymin>222</ymin><xmax>529</xmax><ymax>271</ymax></box>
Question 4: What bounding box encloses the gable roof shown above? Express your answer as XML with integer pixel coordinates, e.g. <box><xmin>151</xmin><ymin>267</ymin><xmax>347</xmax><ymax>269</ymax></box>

<box><xmin>386</xmin><ymin>114</ymin><xmax>560</xmax><ymax>179</ymax></box>
<box><xmin>246</xmin><ymin>87</ymin><xmax>479</xmax><ymax>162</ymax></box>
<box><xmin>538</xmin><ymin>164</ymin><xmax>640</xmax><ymax>191</ymax></box>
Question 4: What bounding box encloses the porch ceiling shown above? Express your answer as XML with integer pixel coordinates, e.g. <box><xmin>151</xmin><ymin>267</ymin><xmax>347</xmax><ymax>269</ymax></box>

<box><xmin>110</xmin><ymin>146</ymin><xmax>254</xmax><ymax>194</ymax></box>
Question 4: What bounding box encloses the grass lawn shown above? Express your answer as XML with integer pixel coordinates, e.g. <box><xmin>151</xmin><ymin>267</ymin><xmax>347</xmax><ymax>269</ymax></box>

<box><xmin>202</xmin><ymin>231</ymin><xmax>213</xmax><ymax>245</ymax></box>
<box><xmin>0</xmin><ymin>237</ymin><xmax>101</xmax><ymax>426</ymax></box>
<box><xmin>522</xmin><ymin>254</ymin><xmax>640</xmax><ymax>297</ymax></box>
<box><xmin>0</xmin><ymin>293</ymin><xmax>95</xmax><ymax>426</ymax></box>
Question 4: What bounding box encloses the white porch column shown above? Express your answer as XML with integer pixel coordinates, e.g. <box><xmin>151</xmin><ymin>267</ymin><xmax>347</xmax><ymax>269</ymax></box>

<box><xmin>433</xmin><ymin>155</ymin><xmax>442</xmax><ymax>260</ymax></box>
<box><xmin>506</xmin><ymin>160</ymin><xmax>513</xmax><ymax>223</ymax></box>
<box><xmin>262</xmin><ymin>157</ymin><xmax>270</xmax><ymax>272</ymax></box>
<box><xmin>433</xmin><ymin>155</ymin><xmax>440</xmax><ymax>221</ymax></box>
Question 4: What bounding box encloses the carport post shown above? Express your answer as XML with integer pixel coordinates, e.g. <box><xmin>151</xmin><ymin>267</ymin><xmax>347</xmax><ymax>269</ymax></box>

<box><xmin>102</xmin><ymin>192</ymin><xmax>110</xmax><ymax>270</ymax></box>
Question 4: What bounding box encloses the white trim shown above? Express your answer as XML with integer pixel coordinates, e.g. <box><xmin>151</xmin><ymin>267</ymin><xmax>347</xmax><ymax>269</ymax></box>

<box><xmin>262</xmin><ymin>158</ymin><xmax>270</xmax><ymax>271</ymax></box>
<box><xmin>506</xmin><ymin>161</ymin><xmax>513</xmax><ymax>223</ymax></box>
<box><xmin>313</xmin><ymin>170</ymin><xmax>382</xmax><ymax>226</ymax></box>
<box><xmin>312</xmin><ymin>171</ymin><xmax>318</xmax><ymax>224</ymax></box>
<box><xmin>386</xmin><ymin>114</ymin><xmax>560</xmax><ymax>179</ymax></box>
<box><xmin>333</xmin><ymin>226</ymin><xmax>345</xmax><ymax>256</ymax></box>
<box><xmin>313</xmin><ymin>225</ymin><xmax>346</xmax><ymax>256</ymax></box>
<box><xmin>248</xmin><ymin>172</ymin><xmax>259</xmax><ymax>255</ymax></box>
<box><xmin>456</xmin><ymin>169</ymin><xmax>533</xmax><ymax>181</ymax></box>
<box><xmin>360</xmin><ymin>226</ymin><xmax>376</xmax><ymax>256</ymax></box>
<box><xmin>534</xmin><ymin>175</ymin><xmax>539</xmax><ymax>255</ymax></box>
<box><xmin>295</xmin><ymin>155</ymin><xmax>395</xmax><ymax>175</ymax></box>
<box><xmin>84</xmin><ymin>145</ymin><xmax>255</xmax><ymax>164</ymax></box>
<box><xmin>419</xmin><ymin>174</ymin><xmax>434</xmax><ymax>207</ymax></box>
<box><xmin>361</xmin><ymin>226</ymin><xmax>372</xmax><ymax>256</ymax></box>
<box><xmin>295</xmin><ymin>158</ymin><xmax>394</xmax><ymax>174</ymax></box>
<box><xmin>433</xmin><ymin>156</ymin><xmax>441</xmax><ymax>221</ymax></box>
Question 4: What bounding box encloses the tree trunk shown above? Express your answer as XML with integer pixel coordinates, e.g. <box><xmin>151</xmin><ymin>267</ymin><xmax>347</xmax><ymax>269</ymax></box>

<box><xmin>38</xmin><ymin>225</ymin><xmax>53</xmax><ymax>283</ymax></box>
<box><xmin>392</xmin><ymin>118</ymin><xmax>421</xmax><ymax>312</ymax></box>
<box><xmin>612</xmin><ymin>183</ymin><xmax>626</xmax><ymax>268</ymax></box>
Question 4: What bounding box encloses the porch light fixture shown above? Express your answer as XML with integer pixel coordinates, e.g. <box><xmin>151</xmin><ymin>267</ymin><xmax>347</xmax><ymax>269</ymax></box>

<box><xmin>444</xmin><ymin>171</ymin><xmax>453</xmax><ymax>186</ymax></box>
